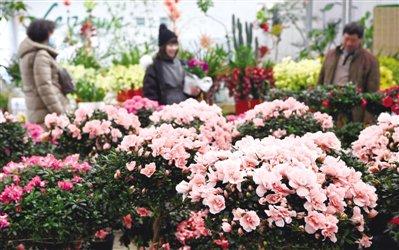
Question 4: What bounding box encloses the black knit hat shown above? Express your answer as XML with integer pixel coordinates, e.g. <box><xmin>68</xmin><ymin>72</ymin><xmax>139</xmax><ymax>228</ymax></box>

<box><xmin>158</xmin><ymin>24</ymin><xmax>178</xmax><ymax>47</ymax></box>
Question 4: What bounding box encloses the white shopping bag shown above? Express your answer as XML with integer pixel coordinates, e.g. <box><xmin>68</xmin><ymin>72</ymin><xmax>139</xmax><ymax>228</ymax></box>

<box><xmin>184</xmin><ymin>73</ymin><xmax>213</xmax><ymax>96</ymax></box>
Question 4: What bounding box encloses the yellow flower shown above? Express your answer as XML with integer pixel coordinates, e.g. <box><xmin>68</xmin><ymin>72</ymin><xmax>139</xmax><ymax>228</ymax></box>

<box><xmin>380</xmin><ymin>65</ymin><xmax>397</xmax><ymax>90</ymax></box>
<box><xmin>274</xmin><ymin>58</ymin><xmax>321</xmax><ymax>91</ymax></box>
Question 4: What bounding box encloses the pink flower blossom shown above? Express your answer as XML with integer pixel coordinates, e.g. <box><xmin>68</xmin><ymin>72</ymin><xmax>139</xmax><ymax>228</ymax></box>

<box><xmin>222</xmin><ymin>222</ymin><xmax>232</xmax><ymax>232</ymax></box>
<box><xmin>136</xmin><ymin>207</ymin><xmax>151</xmax><ymax>217</ymax></box>
<box><xmin>265</xmin><ymin>205</ymin><xmax>296</xmax><ymax>227</ymax></box>
<box><xmin>24</xmin><ymin>123</ymin><xmax>44</xmax><ymax>143</ymax></box>
<box><xmin>356</xmin><ymin>234</ymin><xmax>373</xmax><ymax>248</ymax></box>
<box><xmin>140</xmin><ymin>163</ymin><xmax>156</xmax><ymax>177</ymax></box>
<box><xmin>0</xmin><ymin>214</ymin><xmax>10</xmax><ymax>229</ymax></box>
<box><xmin>122</xmin><ymin>214</ymin><xmax>133</xmax><ymax>229</ymax></box>
<box><xmin>239</xmin><ymin>210</ymin><xmax>260</xmax><ymax>232</ymax></box>
<box><xmin>126</xmin><ymin>161</ymin><xmax>136</xmax><ymax>171</ymax></box>
<box><xmin>203</xmin><ymin>194</ymin><xmax>225</xmax><ymax>214</ymax></box>
<box><xmin>95</xmin><ymin>229</ymin><xmax>108</xmax><ymax>240</ymax></box>
<box><xmin>175</xmin><ymin>211</ymin><xmax>209</xmax><ymax>245</ymax></box>
<box><xmin>304</xmin><ymin>211</ymin><xmax>326</xmax><ymax>234</ymax></box>
<box><xmin>57</xmin><ymin>180</ymin><xmax>74</xmax><ymax>191</ymax></box>
<box><xmin>0</xmin><ymin>184</ymin><xmax>23</xmax><ymax>204</ymax></box>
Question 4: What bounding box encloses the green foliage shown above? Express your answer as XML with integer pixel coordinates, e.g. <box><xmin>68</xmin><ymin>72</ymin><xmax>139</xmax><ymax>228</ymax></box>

<box><xmin>74</xmin><ymin>79</ymin><xmax>105</xmax><ymax>102</ymax></box>
<box><xmin>71</xmin><ymin>47</ymin><xmax>101</xmax><ymax>69</ymax></box>
<box><xmin>230</xmin><ymin>45</ymin><xmax>256</xmax><ymax>70</ymax></box>
<box><xmin>92</xmin><ymin>149</ymin><xmax>195</xmax><ymax>248</ymax></box>
<box><xmin>334</xmin><ymin>122</ymin><xmax>365</xmax><ymax>149</ymax></box>
<box><xmin>237</xmin><ymin>114</ymin><xmax>324</xmax><ymax>142</ymax></box>
<box><xmin>197</xmin><ymin>0</ymin><xmax>214</xmax><ymax>14</ymax></box>
<box><xmin>0</xmin><ymin>120</ymin><xmax>31</xmax><ymax>167</ymax></box>
<box><xmin>0</xmin><ymin>165</ymin><xmax>100</xmax><ymax>248</ymax></box>
<box><xmin>0</xmin><ymin>92</ymin><xmax>8</xmax><ymax>110</ymax></box>
<box><xmin>0</xmin><ymin>0</ymin><xmax>26</xmax><ymax>21</ymax></box>
<box><xmin>112</xmin><ymin>45</ymin><xmax>151</xmax><ymax>66</ymax></box>
<box><xmin>300</xmin><ymin>21</ymin><xmax>341</xmax><ymax>59</ymax></box>
<box><xmin>203</xmin><ymin>45</ymin><xmax>228</xmax><ymax>79</ymax></box>
<box><xmin>1</xmin><ymin>56</ymin><xmax>22</xmax><ymax>88</ymax></box>
<box><xmin>359</xmin><ymin>11</ymin><xmax>373</xmax><ymax>51</ymax></box>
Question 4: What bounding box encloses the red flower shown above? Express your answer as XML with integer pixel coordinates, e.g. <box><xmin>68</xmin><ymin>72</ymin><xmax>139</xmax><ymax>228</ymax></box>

<box><xmin>260</xmin><ymin>22</ymin><xmax>269</xmax><ymax>32</ymax></box>
<box><xmin>95</xmin><ymin>229</ymin><xmax>108</xmax><ymax>240</ymax></box>
<box><xmin>16</xmin><ymin>244</ymin><xmax>25</xmax><ymax>250</ymax></box>
<box><xmin>382</xmin><ymin>96</ymin><xmax>394</xmax><ymax>108</ymax></box>
<box><xmin>322</xmin><ymin>99</ymin><xmax>330</xmax><ymax>109</ymax></box>
<box><xmin>136</xmin><ymin>207</ymin><xmax>151</xmax><ymax>217</ymax></box>
<box><xmin>361</xmin><ymin>98</ymin><xmax>368</xmax><ymax>109</ymax></box>
<box><xmin>63</xmin><ymin>0</ymin><xmax>71</xmax><ymax>6</ymax></box>
<box><xmin>214</xmin><ymin>237</ymin><xmax>229</xmax><ymax>249</ymax></box>
<box><xmin>259</xmin><ymin>46</ymin><xmax>269</xmax><ymax>57</ymax></box>
<box><xmin>392</xmin><ymin>104</ymin><xmax>399</xmax><ymax>114</ymax></box>
<box><xmin>122</xmin><ymin>214</ymin><xmax>133</xmax><ymax>229</ymax></box>
<box><xmin>390</xmin><ymin>216</ymin><xmax>399</xmax><ymax>225</ymax></box>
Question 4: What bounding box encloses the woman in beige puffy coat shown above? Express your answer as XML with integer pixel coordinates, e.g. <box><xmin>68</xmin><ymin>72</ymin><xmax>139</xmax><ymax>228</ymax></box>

<box><xmin>18</xmin><ymin>19</ymin><xmax>68</xmax><ymax>124</ymax></box>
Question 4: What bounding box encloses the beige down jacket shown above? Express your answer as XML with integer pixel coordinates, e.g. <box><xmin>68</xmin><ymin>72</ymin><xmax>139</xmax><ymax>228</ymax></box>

<box><xmin>18</xmin><ymin>38</ymin><xmax>69</xmax><ymax>124</ymax></box>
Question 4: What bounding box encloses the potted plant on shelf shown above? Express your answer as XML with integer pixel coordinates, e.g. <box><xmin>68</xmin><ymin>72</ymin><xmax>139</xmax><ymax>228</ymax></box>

<box><xmin>224</xmin><ymin>15</ymin><xmax>274</xmax><ymax>114</ymax></box>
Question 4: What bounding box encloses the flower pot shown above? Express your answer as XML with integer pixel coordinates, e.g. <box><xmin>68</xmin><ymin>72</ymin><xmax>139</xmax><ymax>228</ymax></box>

<box><xmin>89</xmin><ymin>233</ymin><xmax>114</xmax><ymax>250</ymax></box>
<box><xmin>117</xmin><ymin>89</ymin><xmax>143</xmax><ymax>102</ymax></box>
<box><xmin>77</xmin><ymin>101</ymin><xmax>105</xmax><ymax>110</ymax></box>
<box><xmin>235</xmin><ymin>99</ymin><xmax>262</xmax><ymax>114</ymax></box>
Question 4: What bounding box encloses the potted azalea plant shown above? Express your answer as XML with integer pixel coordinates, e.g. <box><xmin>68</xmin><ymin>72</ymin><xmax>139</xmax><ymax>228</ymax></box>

<box><xmin>0</xmin><ymin>155</ymin><xmax>101</xmax><ymax>249</ymax></box>
<box><xmin>42</xmin><ymin>105</ymin><xmax>141</xmax><ymax>159</ymax></box>
<box><xmin>234</xmin><ymin>97</ymin><xmax>333</xmax><ymax>141</ymax></box>
<box><xmin>352</xmin><ymin>113</ymin><xmax>399</xmax><ymax>248</ymax></box>
<box><xmin>123</xmin><ymin>95</ymin><xmax>161</xmax><ymax>127</ymax></box>
<box><xmin>92</xmin><ymin>123</ymin><xmax>208</xmax><ymax>249</ymax></box>
<box><xmin>178</xmin><ymin>132</ymin><xmax>378</xmax><ymax>249</ymax></box>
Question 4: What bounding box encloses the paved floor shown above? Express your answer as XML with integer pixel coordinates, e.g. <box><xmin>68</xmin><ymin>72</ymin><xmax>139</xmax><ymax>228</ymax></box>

<box><xmin>112</xmin><ymin>231</ymin><xmax>138</xmax><ymax>250</ymax></box>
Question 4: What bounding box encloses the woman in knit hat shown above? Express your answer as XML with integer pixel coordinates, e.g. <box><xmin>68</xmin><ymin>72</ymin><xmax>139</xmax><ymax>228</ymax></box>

<box><xmin>143</xmin><ymin>24</ymin><xmax>188</xmax><ymax>105</ymax></box>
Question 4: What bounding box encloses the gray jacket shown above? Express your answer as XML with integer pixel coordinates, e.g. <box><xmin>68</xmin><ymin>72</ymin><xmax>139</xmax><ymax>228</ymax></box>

<box><xmin>143</xmin><ymin>58</ymin><xmax>188</xmax><ymax>105</ymax></box>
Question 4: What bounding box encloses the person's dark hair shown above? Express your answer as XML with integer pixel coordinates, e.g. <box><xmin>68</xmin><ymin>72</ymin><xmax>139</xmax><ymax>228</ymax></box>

<box><xmin>26</xmin><ymin>19</ymin><xmax>56</xmax><ymax>43</ymax></box>
<box><xmin>155</xmin><ymin>38</ymin><xmax>179</xmax><ymax>60</ymax></box>
<box><xmin>343</xmin><ymin>22</ymin><xmax>364</xmax><ymax>39</ymax></box>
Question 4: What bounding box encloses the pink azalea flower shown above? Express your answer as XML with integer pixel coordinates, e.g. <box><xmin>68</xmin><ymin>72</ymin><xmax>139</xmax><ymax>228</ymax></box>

<box><xmin>0</xmin><ymin>214</ymin><xmax>10</xmax><ymax>229</ymax></box>
<box><xmin>136</xmin><ymin>207</ymin><xmax>151</xmax><ymax>217</ymax></box>
<box><xmin>356</xmin><ymin>234</ymin><xmax>373</xmax><ymax>248</ymax></box>
<box><xmin>304</xmin><ymin>211</ymin><xmax>326</xmax><ymax>234</ymax></box>
<box><xmin>140</xmin><ymin>163</ymin><xmax>156</xmax><ymax>177</ymax></box>
<box><xmin>126</xmin><ymin>161</ymin><xmax>136</xmax><ymax>171</ymax></box>
<box><xmin>239</xmin><ymin>210</ymin><xmax>260</xmax><ymax>232</ymax></box>
<box><xmin>0</xmin><ymin>184</ymin><xmax>24</xmax><ymax>204</ymax></box>
<box><xmin>57</xmin><ymin>180</ymin><xmax>74</xmax><ymax>191</ymax></box>
<box><xmin>203</xmin><ymin>194</ymin><xmax>225</xmax><ymax>214</ymax></box>
<box><xmin>95</xmin><ymin>229</ymin><xmax>108</xmax><ymax>240</ymax></box>
<box><xmin>122</xmin><ymin>214</ymin><xmax>133</xmax><ymax>229</ymax></box>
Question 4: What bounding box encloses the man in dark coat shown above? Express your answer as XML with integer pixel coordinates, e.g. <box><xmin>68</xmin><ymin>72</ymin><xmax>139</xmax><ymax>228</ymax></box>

<box><xmin>318</xmin><ymin>22</ymin><xmax>380</xmax><ymax>123</ymax></box>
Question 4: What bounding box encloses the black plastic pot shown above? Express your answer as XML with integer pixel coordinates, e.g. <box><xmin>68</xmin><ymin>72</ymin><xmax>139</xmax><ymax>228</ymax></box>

<box><xmin>89</xmin><ymin>233</ymin><xmax>114</xmax><ymax>250</ymax></box>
